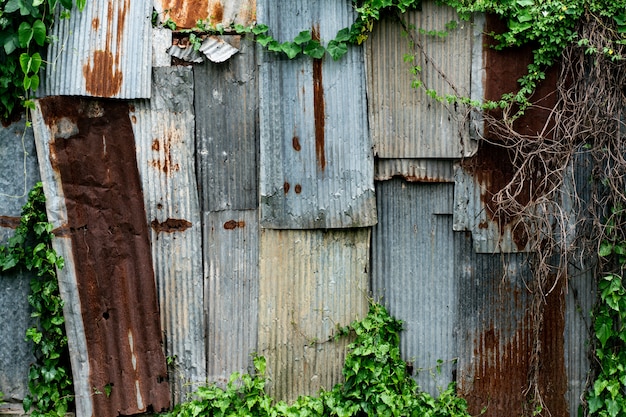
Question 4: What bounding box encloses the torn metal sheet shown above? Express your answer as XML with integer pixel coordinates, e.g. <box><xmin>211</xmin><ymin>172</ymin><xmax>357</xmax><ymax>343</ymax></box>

<box><xmin>205</xmin><ymin>210</ymin><xmax>259</xmax><ymax>385</ymax></box>
<box><xmin>32</xmin><ymin>97</ymin><xmax>170</xmax><ymax>417</ymax></box>
<box><xmin>154</xmin><ymin>0</ymin><xmax>256</xmax><ymax>29</ymax></box>
<box><xmin>194</xmin><ymin>36</ymin><xmax>258</xmax><ymax>212</ymax></box>
<box><xmin>131</xmin><ymin>66</ymin><xmax>205</xmax><ymax>404</ymax></box>
<box><xmin>364</xmin><ymin>1</ymin><xmax>480</xmax><ymax>158</ymax></box>
<box><xmin>371</xmin><ymin>180</ymin><xmax>456</xmax><ymax>395</ymax></box>
<box><xmin>258</xmin><ymin>0</ymin><xmax>377</xmax><ymax>229</ymax></box>
<box><xmin>375</xmin><ymin>158</ymin><xmax>455</xmax><ymax>183</ymax></box>
<box><xmin>41</xmin><ymin>0</ymin><xmax>152</xmax><ymax>99</ymax></box>
<box><xmin>168</xmin><ymin>35</ymin><xmax>240</xmax><ymax>64</ymax></box>
<box><xmin>258</xmin><ymin>228</ymin><xmax>370</xmax><ymax>402</ymax></box>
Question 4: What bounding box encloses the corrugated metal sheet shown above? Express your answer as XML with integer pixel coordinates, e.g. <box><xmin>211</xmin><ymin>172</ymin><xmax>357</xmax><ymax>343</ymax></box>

<box><xmin>41</xmin><ymin>0</ymin><xmax>152</xmax><ymax>99</ymax></box>
<box><xmin>194</xmin><ymin>36</ymin><xmax>258</xmax><ymax>212</ymax></box>
<box><xmin>205</xmin><ymin>210</ymin><xmax>259</xmax><ymax>384</ymax></box>
<box><xmin>32</xmin><ymin>97</ymin><xmax>170</xmax><ymax>417</ymax></box>
<box><xmin>0</xmin><ymin>118</ymin><xmax>40</xmax><ymax>404</ymax></box>
<box><xmin>258</xmin><ymin>0</ymin><xmax>377</xmax><ymax>229</ymax></box>
<box><xmin>364</xmin><ymin>1</ymin><xmax>480</xmax><ymax>158</ymax></box>
<box><xmin>371</xmin><ymin>179</ymin><xmax>456</xmax><ymax>395</ymax></box>
<box><xmin>455</xmin><ymin>233</ymin><xmax>570</xmax><ymax>417</ymax></box>
<box><xmin>131</xmin><ymin>66</ymin><xmax>205</xmax><ymax>403</ymax></box>
<box><xmin>258</xmin><ymin>228</ymin><xmax>370</xmax><ymax>402</ymax></box>
<box><xmin>375</xmin><ymin>158</ymin><xmax>455</xmax><ymax>183</ymax></box>
<box><xmin>154</xmin><ymin>0</ymin><xmax>256</xmax><ymax>30</ymax></box>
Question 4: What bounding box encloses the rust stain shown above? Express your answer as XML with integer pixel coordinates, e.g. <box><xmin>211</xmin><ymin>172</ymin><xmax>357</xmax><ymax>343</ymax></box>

<box><xmin>0</xmin><ymin>215</ymin><xmax>20</xmax><ymax>229</ymax></box>
<box><xmin>150</xmin><ymin>129</ymin><xmax>181</xmax><ymax>176</ymax></box>
<box><xmin>83</xmin><ymin>0</ymin><xmax>130</xmax><ymax>97</ymax></box>
<box><xmin>162</xmin><ymin>0</ymin><xmax>208</xmax><ymax>29</ymax></box>
<box><xmin>151</xmin><ymin>218</ymin><xmax>192</xmax><ymax>233</ymax></box>
<box><xmin>312</xmin><ymin>24</ymin><xmax>326</xmax><ymax>172</ymax></box>
<box><xmin>292</xmin><ymin>136</ymin><xmax>301</xmax><ymax>152</ymax></box>
<box><xmin>151</xmin><ymin>140</ymin><xmax>159</xmax><ymax>151</ymax></box>
<box><xmin>38</xmin><ymin>96</ymin><xmax>170</xmax><ymax>417</ymax></box>
<box><xmin>92</xmin><ymin>17</ymin><xmax>100</xmax><ymax>31</ymax></box>
<box><xmin>209</xmin><ymin>0</ymin><xmax>224</xmax><ymax>23</ymax></box>
<box><xmin>223</xmin><ymin>220</ymin><xmax>246</xmax><ymax>230</ymax></box>
<box><xmin>294</xmin><ymin>184</ymin><xmax>302</xmax><ymax>194</ymax></box>
<box><xmin>284</xmin><ymin>182</ymin><xmax>290</xmax><ymax>194</ymax></box>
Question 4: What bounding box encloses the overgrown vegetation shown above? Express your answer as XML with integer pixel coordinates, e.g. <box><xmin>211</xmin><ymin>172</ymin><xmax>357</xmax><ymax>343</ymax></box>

<box><xmin>163</xmin><ymin>303</ymin><xmax>470</xmax><ymax>417</ymax></box>
<box><xmin>0</xmin><ymin>0</ymin><xmax>85</xmax><ymax>123</ymax></box>
<box><xmin>0</xmin><ymin>183</ymin><xmax>72</xmax><ymax>416</ymax></box>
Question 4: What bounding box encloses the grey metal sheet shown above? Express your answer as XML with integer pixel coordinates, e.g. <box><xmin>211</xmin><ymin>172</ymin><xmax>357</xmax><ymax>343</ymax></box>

<box><xmin>258</xmin><ymin>0</ymin><xmax>377</xmax><ymax>229</ymax></box>
<box><xmin>154</xmin><ymin>0</ymin><xmax>256</xmax><ymax>30</ymax></box>
<box><xmin>205</xmin><ymin>210</ymin><xmax>259</xmax><ymax>385</ymax></box>
<box><xmin>131</xmin><ymin>66</ymin><xmax>205</xmax><ymax>404</ymax></box>
<box><xmin>0</xmin><ymin>118</ymin><xmax>40</xmax><ymax>403</ymax></box>
<box><xmin>258</xmin><ymin>228</ymin><xmax>370</xmax><ymax>402</ymax></box>
<box><xmin>194</xmin><ymin>36</ymin><xmax>258</xmax><ymax>212</ymax></box>
<box><xmin>371</xmin><ymin>179</ymin><xmax>456</xmax><ymax>395</ymax></box>
<box><xmin>364</xmin><ymin>1</ymin><xmax>479</xmax><ymax>158</ymax></box>
<box><xmin>375</xmin><ymin>158</ymin><xmax>455</xmax><ymax>183</ymax></box>
<box><xmin>41</xmin><ymin>0</ymin><xmax>152</xmax><ymax>99</ymax></box>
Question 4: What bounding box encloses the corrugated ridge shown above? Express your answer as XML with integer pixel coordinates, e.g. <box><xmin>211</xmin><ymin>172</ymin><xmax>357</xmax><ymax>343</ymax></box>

<box><xmin>365</xmin><ymin>1</ymin><xmax>474</xmax><ymax>158</ymax></box>
<box><xmin>42</xmin><ymin>0</ymin><xmax>151</xmax><ymax>99</ymax></box>
<box><xmin>258</xmin><ymin>229</ymin><xmax>370</xmax><ymax>402</ymax></box>
<box><xmin>205</xmin><ymin>210</ymin><xmax>259</xmax><ymax>384</ymax></box>
<box><xmin>131</xmin><ymin>67</ymin><xmax>206</xmax><ymax>404</ymax></box>
<box><xmin>375</xmin><ymin>158</ymin><xmax>455</xmax><ymax>183</ymax></box>
<box><xmin>371</xmin><ymin>180</ymin><xmax>456</xmax><ymax>395</ymax></box>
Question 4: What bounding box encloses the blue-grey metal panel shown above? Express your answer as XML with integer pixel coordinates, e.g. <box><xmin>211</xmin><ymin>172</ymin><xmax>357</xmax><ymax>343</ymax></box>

<box><xmin>258</xmin><ymin>0</ymin><xmax>377</xmax><ymax>229</ymax></box>
<box><xmin>258</xmin><ymin>228</ymin><xmax>370</xmax><ymax>402</ymax></box>
<box><xmin>205</xmin><ymin>210</ymin><xmax>259</xmax><ymax>385</ymax></box>
<box><xmin>371</xmin><ymin>179</ymin><xmax>456</xmax><ymax>395</ymax></box>
<box><xmin>194</xmin><ymin>36</ymin><xmax>258</xmax><ymax>212</ymax></box>
<box><xmin>364</xmin><ymin>1</ymin><xmax>479</xmax><ymax>158</ymax></box>
<box><xmin>0</xmin><ymin>118</ymin><xmax>40</xmax><ymax>404</ymax></box>
<box><xmin>41</xmin><ymin>0</ymin><xmax>152</xmax><ymax>98</ymax></box>
<box><xmin>131</xmin><ymin>66</ymin><xmax>205</xmax><ymax>403</ymax></box>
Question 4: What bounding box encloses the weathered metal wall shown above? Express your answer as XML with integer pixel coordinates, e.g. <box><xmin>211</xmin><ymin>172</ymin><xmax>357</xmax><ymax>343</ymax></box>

<box><xmin>154</xmin><ymin>0</ymin><xmax>256</xmax><ymax>30</ymax></box>
<box><xmin>258</xmin><ymin>228</ymin><xmax>370</xmax><ymax>402</ymax></box>
<box><xmin>32</xmin><ymin>97</ymin><xmax>170</xmax><ymax>417</ymax></box>
<box><xmin>0</xmin><ymin>119</ymin><xmax>39</xmax><ymax>407</ymax></box>
<box><xmin>131</xmin><ymin>66</ymin><xmax>205</xmax><ymax>403</ymax></box>
<box><xmin>258</xmin><ymin>0</ymin><xmax>377</xmax><ymax>229</ymax></box>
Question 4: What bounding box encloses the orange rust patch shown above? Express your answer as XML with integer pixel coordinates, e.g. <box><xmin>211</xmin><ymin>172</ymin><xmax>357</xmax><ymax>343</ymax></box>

<box><xmin>83</xmin><ymin>50</ymin><xmax>124</xmax><ymax>97</ymax></box>
<box><xmin>151</xmin><ymin>218</ymin><xmax>192</xmax><ymax>233</ymax></box>
<box><xmin>92</xmin><ymin>17</ymin><xmax>100</xmax><ymax>31</ymax></box>
<box><xmin>209</xmin><ymin>1</ymin><xmax>224</xmax><ymax>24</ymax></box>
<box><xmin>163</xmin><ymin>0</ymin><xmax>208</xmax><ymax>29</ymax></box>
<box><xmin>311</xmin><ymin>25</ymin><xmax>325</xmax><ymax>172</ymax></box>
<box><xmin>152</xmin><ymin>140</ymin><xmax>160</xmax><ymax>151</ymax></box>
<box><xmin>223</xmin><ymin>220</ymin><xmax>246</xmax><ymax>230</ymax></box>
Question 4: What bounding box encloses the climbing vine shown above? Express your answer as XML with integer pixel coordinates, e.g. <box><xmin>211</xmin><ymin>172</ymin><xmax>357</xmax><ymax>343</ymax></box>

<box><xmin>0</xmin><ymin>0</ymin><xmax>85</xmax><ymax>123</ymax></box>
<box><xmin>0</xmin><ymin>182</ymin><xmax>72</xmax><ymax>416</ymax></box>
<box><xmin>163</xmin><ymin>302</ymin><xmax>470</xmax><ymax>417</ymax></box>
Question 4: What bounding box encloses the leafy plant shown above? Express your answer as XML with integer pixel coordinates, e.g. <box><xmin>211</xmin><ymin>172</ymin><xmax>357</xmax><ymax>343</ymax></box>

<box><xmin>0</xmin><ymin>182</ymin><xmax>72</xmax><ymax>417</ymax></box>
<box><xmin>163</xmin><ymin>302</ymin><xmax>470</xmax><ymax>417</ymax></box>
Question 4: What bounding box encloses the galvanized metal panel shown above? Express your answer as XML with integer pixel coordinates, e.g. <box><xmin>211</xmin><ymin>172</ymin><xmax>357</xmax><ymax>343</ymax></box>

<box><xmin>258</xmin><ymin>0</ymin><xmax>377</xmax><ymax>229</ymax></box>
<box><xmin>258</xmin><ymin>228</ymin><xmax>370</xmax><ymax>402</ymax></box>
<box><xmin>364</xmin><ymin>1</ymin><xmax>480</xmax><ymax>158</ymax></box>
<box><xmin>0</xmin><ymin>118</ymin><xmax>40</xmax><ymax>404</ymax></box>
<box><xmin>154</xmin><ymin>0</ymin><xmax>256</xmax><ymax>29</ymax></box>
<box><xmin>194</xmin><ymin>36</ymin><xmax>258</xmax><ymax>212</ymax></box>
<box><xmin>130</xmin><ymin>66</ymin><xmax>205</xmax><ymax>404</ymax></box>
<box><xmin>205</xmin><ymin>210</ymin><xmax>259</xmax><ymax>384</ymax></box>
<box><xmin>375</xmin><ymin>158</ymin><xmax>455</xmax><ymax>183</ymax></box>
<box><xmin>41</xmin><ymin>0</ymin><xmax>152</xmax><ymax>99</ymax></box>
<box><xmin>32</xmin><ymin>97</ymin><xmax>170</xmax><ymax>417</ymax></box>
<box><xmin>371</xmin><ymin>179</ymin><xmax>456</xmax><ymax>395</ymax></box>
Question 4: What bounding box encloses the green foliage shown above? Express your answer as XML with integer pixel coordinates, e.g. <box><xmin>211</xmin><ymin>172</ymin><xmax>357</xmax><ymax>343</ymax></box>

<box><xmin>0</xmin><ymin>0</ymin><xmax>85</xmax><ymax>122</ymax></box>
<box><xmin>164</xmin><ymin>302</ymin><xmax>470</xmax><ymax>417</ymax></box>
<box><xmin>0</xmin><ymin>183</ymin><xmax>72</xmax><ymax>417</ymax></box>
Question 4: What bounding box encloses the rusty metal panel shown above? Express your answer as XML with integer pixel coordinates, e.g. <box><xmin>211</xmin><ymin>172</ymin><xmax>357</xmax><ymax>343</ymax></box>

<box><xmin>205</xmin><ymin>210</ymin><xmax>259</xmax><ymax>384</ymax></box>
<box><xmin>375</xmin><ymin>158</ymin><xmax>455</xmax><ymax>183</ymax></box>
<box><xmin>371</xmin><ymin>179</ymin><xmax>456</xmax><ymax>395</ymax></box>
<box><xmin>0</xmin><ymin>118</ymin><xmax>40</xmax><ymax>405</ymax></box>
<box><xmin>41</xmin><ymin>0</ymin><xmax>152</xmax><ymax>99</ymax></box>
<box><xmin>194</xmin><ymin>36</ymin><xmax>258</xmax><ymax>212</ymax></box>
<box><xmin>258</xmin><ymin>228</ymin><xmax>370</xmax><ymax>402</ymax></box>
<box><xmin>32</xmin><ymin>97</ymin><xmax>170</xmax><ymax>417</ymax></box>
<box><xmin>154</xmin><ymin>0</ymin><xmax>256</xmax><ymax>29</ymax></box>
<box><xmin>455</xmin><ymin>232</ymin><xmax>569</xmax><ymax>417</ymax></box>
<box><xmin>130</xmin><ymin>66</ymin><xmax>205</xmax><ymax>403</ymax></box>
<box><xmin>258</xmin><ymin>0</ymin><xmax>377</xmax><ymax>229</ymax></box>
<box><xmin>364</xmin><ymin>1</ymin><xmax>480</xmax><ymax>158</ymax></box>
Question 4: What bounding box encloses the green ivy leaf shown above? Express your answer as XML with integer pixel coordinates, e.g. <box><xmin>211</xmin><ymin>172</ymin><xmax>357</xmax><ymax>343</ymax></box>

<box><xmin>303</xmin><ymin>40</ymin><xmax>325</xmax><ymax>59</ymax></box>
<box><xmin>600</xmin><ymin>241</ymin><xmax>614</xmax><ymax>257</ymax></box>
<box><xmin>18</xmin><ymin>21</ymin><xmax>33</xmax><ymax>48</ymax></box>
<box><xmin>334</xmin><ymin>27</ymin><xmax>351</xmax><ymax>43</ymax></box>
<box><xmin>327</xmin><ymin>39</ymin><xmax>348</xmax><ymax>60</ymax></box>
<box><xmin>595</xmin><ymin>313</ymin><xmax>613</xmax><ymax>348</ymax></box>
<box><xmin>281</xmin><ymin>42</ymin><xmax>301</xmax><ymax>59</ymax></box>
<box><xmin>293</xmin><ymin>30</ymin><xmax>312</xmax><ymax>46</ymax></box>
<box><xmin>32</xmin><ymin>20</ymin><xmax>46</xmax><ymax>46</ymax></box>
<box><xmin>252</xmin><ymin>24</ymin><xmax>269</xmax><ymax>35</ymax></box>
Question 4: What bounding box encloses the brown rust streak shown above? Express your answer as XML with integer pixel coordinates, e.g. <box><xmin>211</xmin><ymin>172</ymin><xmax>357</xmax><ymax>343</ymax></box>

<box><xmin>163</xmin><ymin>0</ymin><xmax>209</xmax><ymax>29</ymax></box>
<box><xmin>223</xmin><ymin>220</ymin><xmax>246</xmax><ymax>230</ymax></box>
<box><xmin>0</xmin><ymin>215</ymin><xmax>21</xmax><ymax>229</ymax></box>
<box><xmin>151</xmin><ymin>218</ymin><xmax>192</xmax><ymax>233</ymax></box>
<box><xmin>312</xmin><ymin>25</ymin><xmax>326</xmax><ymax>172</ymax></box>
